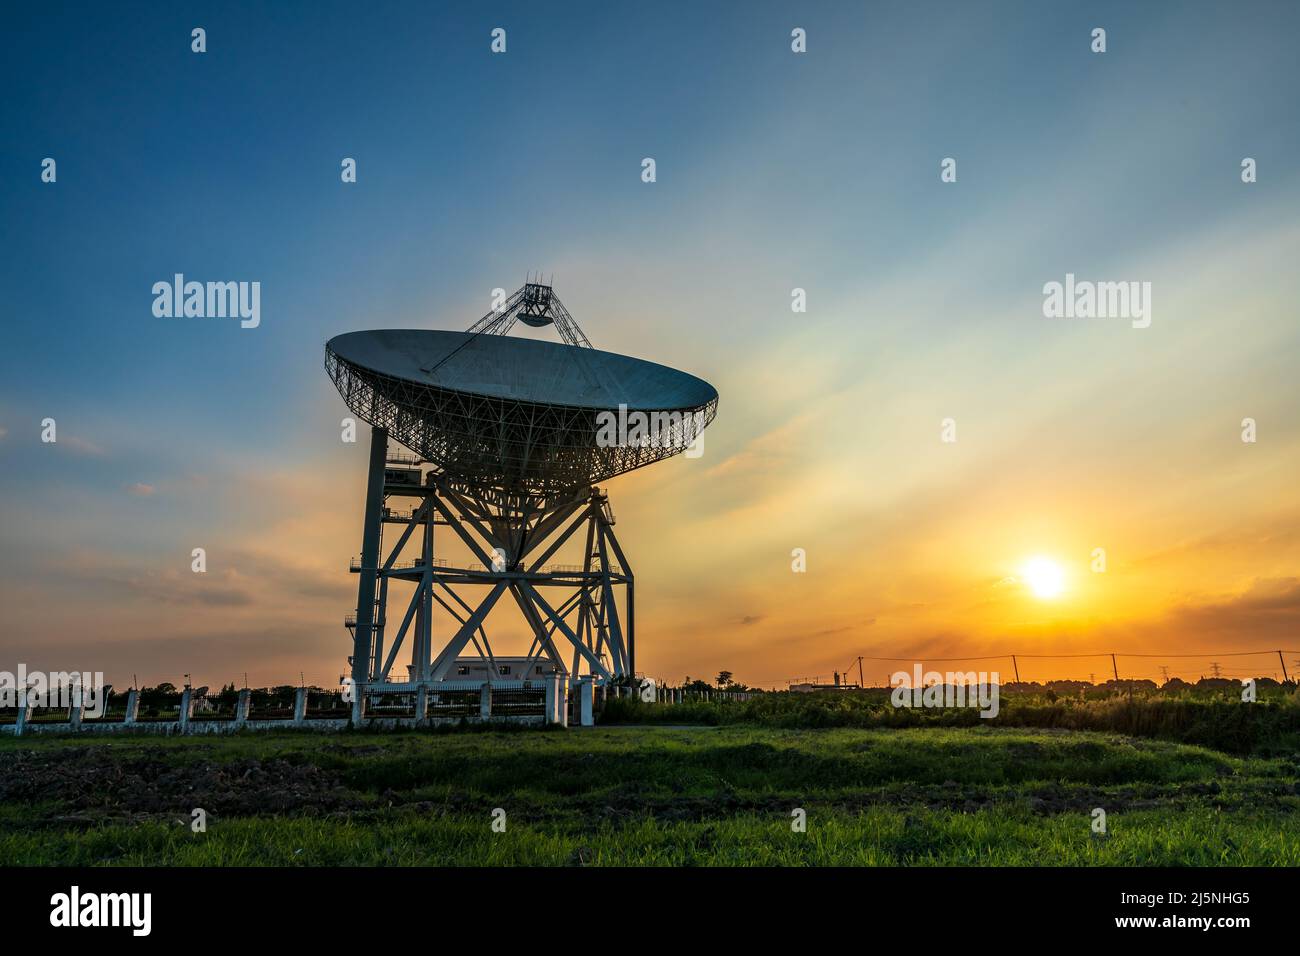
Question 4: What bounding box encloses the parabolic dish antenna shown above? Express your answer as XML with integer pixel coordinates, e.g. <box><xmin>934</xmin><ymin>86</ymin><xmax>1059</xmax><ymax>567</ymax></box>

<box><xmin>325</xmin><ymin>280</ymin><xmax>718</xmax><ymax>704</ymax></box>
<box><xmin>325</xmin><ymin>328</ymin><xmax>717</xmax><ymax>492</ymax></box>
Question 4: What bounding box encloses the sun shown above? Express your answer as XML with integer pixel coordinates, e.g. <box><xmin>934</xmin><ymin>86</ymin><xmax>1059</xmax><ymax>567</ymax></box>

<box><xmin>1020</xmin><ymin>556</ymin><xmax>1065</xmax><ymax>599</ymax></box>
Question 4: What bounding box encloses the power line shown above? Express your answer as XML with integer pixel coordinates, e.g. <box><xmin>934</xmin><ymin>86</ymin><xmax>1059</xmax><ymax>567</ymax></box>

<box><xmin>846</xmin><ymin>649</ymin><xmax>1300</xmax><ymax>662</ymax></box>
<box><xmin>795</xmin><ymin>648</ymin><xmax>1300</xmax><ymax>687</ymax></box>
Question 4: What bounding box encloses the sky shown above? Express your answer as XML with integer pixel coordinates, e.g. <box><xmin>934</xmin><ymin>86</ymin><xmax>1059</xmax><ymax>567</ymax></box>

<box><xmin>2</xmin><ymin>1</ymin><xmax>1299</xmax><ymax>690</ymax></box>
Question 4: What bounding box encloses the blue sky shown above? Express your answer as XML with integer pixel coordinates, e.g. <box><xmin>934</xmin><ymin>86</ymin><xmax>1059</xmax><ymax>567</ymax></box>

<box><xmin>2</xmin><ymin>1</ymin><xmax>1299</xmax><ymax>687</ymax></box>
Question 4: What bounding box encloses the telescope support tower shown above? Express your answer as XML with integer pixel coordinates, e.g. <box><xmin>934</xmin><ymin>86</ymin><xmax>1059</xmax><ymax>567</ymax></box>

<box><xmin>347</xmin><ymin>425</ymin><xmax>634</xmax><ymax>703</ymax></box>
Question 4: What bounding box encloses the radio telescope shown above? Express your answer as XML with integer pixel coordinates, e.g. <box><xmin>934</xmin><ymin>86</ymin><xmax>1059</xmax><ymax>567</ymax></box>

<box><xmin>325</xmin><ymin>280</ymin><xmax>718</xmax><ymax>704</ymax></box>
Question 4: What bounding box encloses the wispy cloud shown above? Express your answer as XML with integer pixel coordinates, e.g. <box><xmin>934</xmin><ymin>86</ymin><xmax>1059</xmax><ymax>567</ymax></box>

<box><xmin>62</xmin><ymin>435</ymin><xmax>106</xmax><ymax>457</ymax></box>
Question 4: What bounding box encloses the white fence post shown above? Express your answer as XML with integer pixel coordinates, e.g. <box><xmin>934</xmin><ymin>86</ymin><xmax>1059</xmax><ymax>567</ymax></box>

<box><xmin>68</xmin><ymin>682</ymin><xmax>84</xmax><ymax>729</ymax></box>
<box><xmin>579</xmin><ymin>678</ymin><xmax>594</xmax><ymax>726</ymax></box>
<box><xmin>179</xmin><ymin>687</ymin><xmax>194</xmax><ymax>733</ymax></box>
<box><xmin>15</xmin><ymin>692</ymin><xmax>32</xmax><ymax>736</ymax></box>
<box><xmin>544</xmin><ymin>675</ymin><xmax>557</xmax><ymax>724</ymax></box>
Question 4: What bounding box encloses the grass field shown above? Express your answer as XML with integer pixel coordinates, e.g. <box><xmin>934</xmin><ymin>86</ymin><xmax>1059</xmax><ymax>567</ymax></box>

<box><xmin>604</xmin><ymin>687</ymin><xmax>1300</xmax><ymax>756</ymax></box>
<box><xmin>2</xmin><ymin>723</ymin><xmax>1298</xmax><ymax>865</ymax></box>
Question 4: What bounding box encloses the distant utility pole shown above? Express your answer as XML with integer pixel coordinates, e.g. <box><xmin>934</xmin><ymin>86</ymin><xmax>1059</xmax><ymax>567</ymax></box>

<box><xmin>1088</xmin><ymin>673</ymin><xmax>1095</xmax><ymax>685</ymax></box>
<box><xmin>1159</xmin><ymin>665</ymin><xmax>1170</xmax><ymax>684</ymax></box>
<box><xmin>1210</xmin><ymin>662</ymin><xmax>1222</xmax><ymax>679</ymax></box>
<box><xmin>1111</xmin><ymin>654</ymin><xmax>1119</xmax><ymax>681</ymax></box>
<box><xmin>857</xmin><ymin>656</ymin><xmax>865</xmax><ymax>688</ymax></box>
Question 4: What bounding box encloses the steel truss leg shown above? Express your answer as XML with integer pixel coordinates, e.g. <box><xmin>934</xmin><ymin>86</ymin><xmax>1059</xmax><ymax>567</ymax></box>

<box><xmin>352</xmin><ymin>426</ymin><xmax>389</xmax><ymax>687</ymax></box>
<box><xmin>351</xmin><ymin>472</ymin><xmax>636</xmax><ymax>688</ymax></box>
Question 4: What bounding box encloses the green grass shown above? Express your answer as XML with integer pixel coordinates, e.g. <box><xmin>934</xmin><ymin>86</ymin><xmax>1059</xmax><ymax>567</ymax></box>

<box><xmin>602</xmin><ymin>689</ymin><xmax>1300</xmax><ymax>757</ymax></box>
<box><xmin>2</xmin><ymin>725</ymin><xmax>1297</xmax><ymax>865</ymax></box>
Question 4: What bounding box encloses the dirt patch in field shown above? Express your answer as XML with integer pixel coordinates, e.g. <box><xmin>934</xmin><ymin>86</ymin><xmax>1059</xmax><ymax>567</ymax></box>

<box><xmin>0</xmin><ymin>747</ymin><xmax>361</xmax><ymax>824</ymax></box>
<box><xmin>3</xmin><ymin>741</ymin><xmax>1294</xmax><ymax>832</ymax></box>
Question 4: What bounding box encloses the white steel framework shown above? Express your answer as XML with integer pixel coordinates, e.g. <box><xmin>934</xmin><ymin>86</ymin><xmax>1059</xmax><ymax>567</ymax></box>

<box><xmin>330</xmin><ymin>281</ymin><xmax>715</xmax><ymax>713</ymax></box>
<box><xmin>346</xmin><ymin>426</ymin><xmax>634</xmax><ymax>695</ymax></box>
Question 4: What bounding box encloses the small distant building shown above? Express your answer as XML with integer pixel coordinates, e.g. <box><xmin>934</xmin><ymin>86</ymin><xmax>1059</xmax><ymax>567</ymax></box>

<box><xmin>406</xmin><ymin>657</ymin><xmax>565</xmax><ymax>683</ymax></box>
<box><xmin>789</xmin><ymin>670</ymin><xmax>859</xmax><ymax>693</ymax></box>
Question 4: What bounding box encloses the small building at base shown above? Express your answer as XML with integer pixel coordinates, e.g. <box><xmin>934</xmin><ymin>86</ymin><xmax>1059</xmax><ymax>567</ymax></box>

<box><xmin>407</xmin><ymin>657</ymin><xmax>566</xmax><ymax>683</ymax></box>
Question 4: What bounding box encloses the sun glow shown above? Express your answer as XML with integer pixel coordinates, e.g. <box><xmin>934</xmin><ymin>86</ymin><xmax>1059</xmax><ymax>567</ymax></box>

<box><xmin>1021</xmin><ymin>556</ymin><xmax>1066</xmax><ymax>599</ymax></box>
